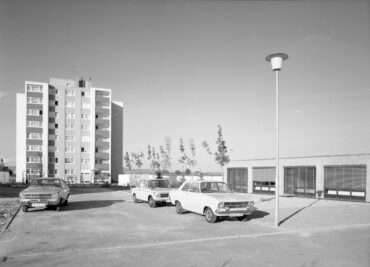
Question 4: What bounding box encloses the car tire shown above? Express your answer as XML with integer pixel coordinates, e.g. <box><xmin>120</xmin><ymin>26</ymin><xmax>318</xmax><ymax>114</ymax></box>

<box><xmin>148</xmin><ymin>196</ymin><xmax>156</xmax><ymax>208</ymax></box>
<box><xmin>56</xmin><ymin>200</ymin><xmax>62</xmax><ymax>212</ymax></box>
<box><xmin>237</xmin><ymin>215</ymin><xmax>248</xmax><ymax>221</ymax></box>
<box><xmin>175</xmin><ymin>201</ymin><xmax>184</xmax><ymax>214</ymax></box>
<box><xmin>204</xmin><ymin>207</ymin><xmax>218</xmax><ymax>223</ymax></box>
<box><xmin>63</xmin><ymin>195</ymin><xmax>69</xmax><ymax>206</ymax></box>
<box><xmin>133</xmin><ymin>194</ymin><xmax>138</xmax><ymax>203</ymax></box>
<box><xmin>22</xmin><ymin>205</ymin><xmax>28</xmax><ymax>213</ymax></box>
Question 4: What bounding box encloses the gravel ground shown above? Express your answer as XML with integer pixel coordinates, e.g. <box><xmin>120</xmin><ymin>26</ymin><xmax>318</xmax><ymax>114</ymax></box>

<box><xmin>0</xmin><ymin>198</ymin><xmax>19</xmax><ymax>233</ymax></box>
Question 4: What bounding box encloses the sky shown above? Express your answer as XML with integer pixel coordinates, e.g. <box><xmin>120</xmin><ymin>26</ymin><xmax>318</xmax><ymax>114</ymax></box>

<box><xmin>0</xmin><ymin>0</ymin><xmax>369</xmax><ymax>172</ymax></box>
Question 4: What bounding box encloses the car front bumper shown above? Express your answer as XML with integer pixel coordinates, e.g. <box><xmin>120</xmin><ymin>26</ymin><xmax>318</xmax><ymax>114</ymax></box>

<box><xmin>153</xmin><ymin>197</ymin><xmax>171</xmax><ymax>203</ymax></box>
<box><xmin>20</xmin><ymin>199</ymin><xmax>60</xmax><ymax>207</ymax></box>
<box><xmin>215</xmin><ymin>206</ymin><xmax>257</xmax><ymax>217</ymax></box>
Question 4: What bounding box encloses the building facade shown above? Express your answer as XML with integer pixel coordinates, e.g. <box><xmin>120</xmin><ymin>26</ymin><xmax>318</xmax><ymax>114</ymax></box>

<box><xmin>224</xmin><ymin>154</ymin><xmax>370</xmax><ymax>202</ymax></box>
<box><xmin>16</xmin><ymin>78</ymin><xmax>123</xmax><ymax>184</ymax></box>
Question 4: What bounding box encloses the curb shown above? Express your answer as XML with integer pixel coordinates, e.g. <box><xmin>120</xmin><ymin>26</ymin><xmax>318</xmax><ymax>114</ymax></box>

<box><xmin>0</xmin><ymin>204</ymin><xmax>21</xmax><ymax>239</ymax></box>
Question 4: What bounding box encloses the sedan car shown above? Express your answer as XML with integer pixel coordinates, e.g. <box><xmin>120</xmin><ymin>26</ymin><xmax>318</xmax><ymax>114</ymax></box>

<box><xmin>131</xmin><ymin>178</ymin><xmax>172</xmax><ymax>207</ymax></box>
<box><xmin>19</xmin><ymin>178</ymin><xmax>70</xmax><ymax>212</ymax></box>
<box><xmin>169</xmin><ymin>180</ymin><xmax>256</xmax><ymax>223</ymax></box>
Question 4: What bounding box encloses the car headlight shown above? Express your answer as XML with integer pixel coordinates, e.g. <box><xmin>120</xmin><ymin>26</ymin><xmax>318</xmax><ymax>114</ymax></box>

<box><xmin>52</xmin><ymin>193</ymin><xmax>59</xmax><ymax>199</ymax></box>
<box><xmin>218</xmin><ymin>202</ymin><xmax>225</xmax><ymax>208</ymax></box>
<box><xmin>154</xmin><ymin>192</ymin><xmax>160</xmax><ymax>198</ymax></box>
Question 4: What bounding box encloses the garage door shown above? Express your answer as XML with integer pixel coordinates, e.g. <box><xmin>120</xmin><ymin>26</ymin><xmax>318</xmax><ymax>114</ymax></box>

<box><xmin>227</xmin><ymin>168</ymin><xmax>248</xmax><ymax>193</ymax></box>
<box><xmin>253</xmin><ymin>167</ymin><xmax>275</xmax><ymax>194</ymax></box>
<box><xmin>324</xmin><ymin>165</ymin><xmax>366</xmax><ymax>201</ymax></box>
<box><xmin>284</xmin><ymin>167</ymin><xmax>316</xmax><ymax>196</ymax></box>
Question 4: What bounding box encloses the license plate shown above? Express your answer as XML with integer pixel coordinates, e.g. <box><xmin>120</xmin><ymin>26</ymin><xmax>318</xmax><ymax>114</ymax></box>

<box><xmin>32</xmin><ymin>203</ymin><xmax>46</xmax><ymax>208</ymax></box>
<box><xmin>229</xmin><ymin>213</ymin><xmax>244</xmax><ymax>217</ymax></box>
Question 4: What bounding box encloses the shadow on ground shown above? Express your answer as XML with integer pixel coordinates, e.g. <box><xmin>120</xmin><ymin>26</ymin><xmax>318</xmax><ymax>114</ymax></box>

<box><xmin>24</xmin><ymin>200</ymin><xmax>125</xmax><ymax>213</ymax></box>
<box><xmin>70</xmin><ymin>187</ymin><xmax>129</xmax><ymax>195</ymax></box>
<box><xmin>219</xmin><ymin>210</ymin><xmax>270</xmax><ymax>222</ymax></box>
<box><xmin>279</xmin><ymin>199</ymin><xmax>320</xmax><ymax>226</ymax></box>
<box><xmin>64</xmin><ymin>200</ymin><xmax>125</xmax><ymax>211</ymax></box>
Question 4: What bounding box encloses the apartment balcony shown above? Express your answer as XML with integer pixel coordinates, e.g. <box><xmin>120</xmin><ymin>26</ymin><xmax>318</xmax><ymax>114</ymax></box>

<box><xmin>96</xmin><ymin>129</ymin><xmax>110</xmax><ymax>138</ymax></box>
<box><xmin>95</xmin><ymin>163</ymin><xmax>109</xmax><ymax>171</ymax></box>
<box><xmin>95</xmin><ymin>152</ymin><xmax>109</xmax><ymax>160</ymax></box>
<box><xmin>96</xmin><ymin>141</ymin><xmax>109</xmax><ymax>149</ymax></box>
<box><xmin>95</xmin><ymin>95</ymin><xmax>110</xmax><ymax>104</ymax></box>
<box><xmin>95</xmin><ymin>118</ymin><xmax>110</xmax><ymax>127</ymax></box>
<box><xmin>96</xmin><ymin>107</ymin><xmax>110</xmax><ymax>117</ymax></box>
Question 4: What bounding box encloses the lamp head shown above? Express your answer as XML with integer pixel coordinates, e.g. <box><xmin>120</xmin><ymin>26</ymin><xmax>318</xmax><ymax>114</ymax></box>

<box><xmin>265</xmin><ymin>53</ymin><xmax>288</xmax><ymax>71</ymax></box>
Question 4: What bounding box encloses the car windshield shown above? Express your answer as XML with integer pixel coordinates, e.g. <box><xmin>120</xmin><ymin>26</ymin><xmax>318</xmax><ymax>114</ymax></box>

<box><xmin>200</xmin><ymin>182</ymin><xmax>231</xmax><ymax>193</ymax></box>
<box><xmin>148</xmin><ymin>179</ymin><xmax>170</xmax><ymax>188</ymax></box>
<box><xmin>30</xmin><ymin>179</ymin><xmax>61</xmax><ymax>187</ymax></box>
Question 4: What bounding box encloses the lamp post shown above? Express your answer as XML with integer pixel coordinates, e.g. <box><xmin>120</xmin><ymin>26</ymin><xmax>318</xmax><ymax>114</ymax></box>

<box><xmin>265</xmin><ymin>53</ymin><xmax>288</xmax><ymax>228</ymax></box>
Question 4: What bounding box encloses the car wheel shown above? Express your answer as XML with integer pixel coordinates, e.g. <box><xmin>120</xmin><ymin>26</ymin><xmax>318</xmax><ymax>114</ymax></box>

<box><xmin>175</xmin><ymin>201</ymin><xmax>184</xmax><ymax>214</ymax></box>
<box><xmin>56</xmin><ymin>200</ymin><xmax>62</xmax><ymax>212</ymax></box>
<box><xmin>148</xmin><ymin>196</ymin><xmax>156</xmax><ymax>208</ymax></box>
<box><xmin>204</xmin><ymin>207</ymin><xmax>218</xmax><ymax>223</ymax></box>
<box><xmin>63</xmin><ymin>195</ymin><xmax>69</xmax><ymax>206</ymax></box>
<box><xmin>22</xmin><ymin>205</ymin><xmax>28</xmax><ymax>213</ymax></box>
<box><xmin>133</xmin><ymin>194</ymin><xmax>138</xmax><ymax>203</ymax></box>
<box><xmin>237</xmin><ymin>215</ymin><xmax>248</xmax><ymax>221</ymax></box>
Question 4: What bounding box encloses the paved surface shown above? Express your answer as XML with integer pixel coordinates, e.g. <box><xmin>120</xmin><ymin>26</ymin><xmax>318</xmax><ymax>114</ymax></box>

<box><xmin>0</xmin><ymin>190</ymin><xmax>369</xmax><ymax>267</ymax></box>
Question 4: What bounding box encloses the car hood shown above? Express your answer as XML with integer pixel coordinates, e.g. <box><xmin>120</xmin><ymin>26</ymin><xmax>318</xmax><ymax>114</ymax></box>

<box><xmin>151</xmin><ymin>188</ymin><xmax>172</xmax><ymax>192</ymax></box>
<box><xmin>205</xmin><ymin>193</ymin><xmax>253</xmax><ymax>202</ymax></box>
<box><xmin>21</xmin><ymin>186</ymin><xmax>61</xmax><ymax>194</ymax></box>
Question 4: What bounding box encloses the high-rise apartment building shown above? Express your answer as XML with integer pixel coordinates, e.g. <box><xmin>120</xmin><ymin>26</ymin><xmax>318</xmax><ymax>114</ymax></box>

<box><xmin>16</xmin><ymin>78</ymin><xmax>123</xmax><ymax>184</ymax></box>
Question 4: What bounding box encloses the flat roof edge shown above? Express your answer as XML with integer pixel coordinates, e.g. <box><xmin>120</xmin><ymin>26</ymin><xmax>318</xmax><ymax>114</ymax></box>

<box><xmin>231</xmin><ymin>153</ymin><xmax>370</xmax><ymax>162</ymax></box>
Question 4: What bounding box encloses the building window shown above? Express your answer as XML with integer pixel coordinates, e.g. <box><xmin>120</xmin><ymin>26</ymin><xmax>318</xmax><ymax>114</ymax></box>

<box><xmin>26</xmin><ymin>145</ymin><xmax>42</xmax><ymax>151</ymax></box>
<box><xmin>65</xmin><ymin>146</ymin><xmax>75</xmax><ymax>153</ymax></box>
<box><xmin>65</xmin><ymin>135</ymin><xmax>75</xmax><ymax>141</ymax></box>
<box><xmin>27</xmin><ymin>121</ymin><xmax>42</xmax><ymax>128</ymax></box>
<box><xmin>65</xmin><ymin>158</ymin><xmax>74</xmax><ymax>164</ymax></box>
<box><xmin>81</xmin><ymin>125</ymin><xmax>89</xmax><ymax>130</ymax></box>
<box><xmin>55</xmin><ymin>112</ymin><xmax>59</xmax><ymax>118</ymax></box>
<box><xmin>81</xmin><ymin>136</ymin><xmax>90</xmax><ymax>142</ymax></box>
<box><xmin>49</xmin><ymin>158</ymin><xmax>58</xmax><ymax>163</ymax></box>
<box><xmin>82</xmin><ymin>103</ymin><xmax>90</xmax><ymax>108</ymax></box>
<box><xmin>27</xmin><ymin>97</ymin><xmax>42</xmax><ymax>104</ymax></box>
<box><xmin>81</xmin><ymin>113</ymin><xmax>89</xmax><ymax>119</ymax></box>
<box><xmin>65</xmin><ymin>90</ymin><xmax>75</xmax><ymax>96</ymax></box>
<box><xmin>55</xmin><ymin>100</ymin><xmax>58</xmax><ymax>106</ymax></box>
<box><xmin>26</xmin><ymin>156</ymin><xmax>42</xmax><ymax>163</ymax></box>
<box><xmin>65</xmin><ymin>169</ymin><xmax>74</xmax><ymax>175</ymax></box>
<box><xmin>65</xmin><ymin>123</ymin><xmax>74</xmax><ymax>130</ymax></box>
<box><xmin>55</xmin><ymin>123</ymin><xmax>58</xmax><ymax>129</ymax></box>
<box><xmin>65</xmin><ymin>113</ymin><xmax>75</xmax><ymax>119</ymax></box>
<box><xmin>81</xmin><ymin>158</ymin><xmax>90</xmax><ymax>164</ymax></box>
<box><xmin>27</xmin><ymin>84</ymin><xmax>43</xmax><ymax>93</ymax></box>
<box><xmin>82</xmin><ymin>91</ymin><xmax>90</xmax><ymax>97</ymax></box>
<box><xmin>27</xmin><ymin>109</ymin><xmax>42</xmax><ymax>116</ymax></box>
<box><xmin>26</xmin><ymin>169</ymin><xmax>42</xmax><ymax>175</ymax></box>
<box><xmin>66</xmin><ymin>101</ymin><xmax>75</xmax><ymax>108</ymax></box>
<box><xmin>27</xmin><ymin>132</ymin><xmax>42</xmax><ymax>139</ymax></box>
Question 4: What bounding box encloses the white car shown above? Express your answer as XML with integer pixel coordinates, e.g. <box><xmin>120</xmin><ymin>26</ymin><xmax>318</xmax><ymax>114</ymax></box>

<box><xmin>131</xmin><ymin>178</ymin><xmax>172</xmax><ymax>207</ymax></box>
<box><xmin>169</xmin><ymin>180</ymin><xmax>256</xmax><ymax>223</ymax></box>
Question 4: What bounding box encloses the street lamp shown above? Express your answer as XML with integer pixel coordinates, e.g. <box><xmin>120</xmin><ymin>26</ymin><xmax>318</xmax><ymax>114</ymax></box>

<box><xmin>265</xmin><ymin>53</ymin><xmax>288</xmax><ymax>228</ymax></box>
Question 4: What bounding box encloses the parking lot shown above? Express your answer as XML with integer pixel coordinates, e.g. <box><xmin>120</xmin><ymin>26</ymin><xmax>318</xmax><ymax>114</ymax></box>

<box><xmin>1</xmin><ymin>189</ymin><xmax>370</xmax><ymax>267</ymax></box>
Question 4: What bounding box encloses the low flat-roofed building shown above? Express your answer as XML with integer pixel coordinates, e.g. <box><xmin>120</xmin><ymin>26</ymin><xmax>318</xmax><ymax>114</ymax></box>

<box><xmin>224</xmin><ymin>154</ymin><xmax>370</xmax><ymax>202</ymax></box>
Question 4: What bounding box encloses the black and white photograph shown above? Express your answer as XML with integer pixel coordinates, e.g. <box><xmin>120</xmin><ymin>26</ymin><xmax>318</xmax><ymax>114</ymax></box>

<box><xmin>0</xmin><ymin>0</ymin><xmax>369</xmax><ymax>266</ymax></box>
